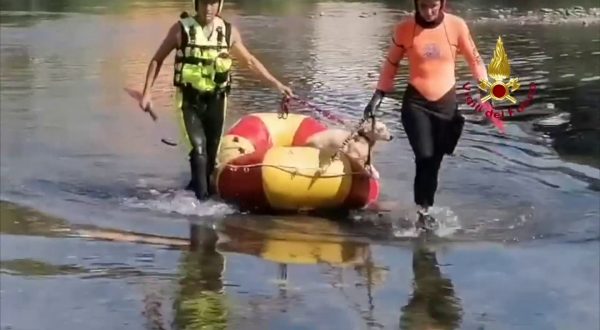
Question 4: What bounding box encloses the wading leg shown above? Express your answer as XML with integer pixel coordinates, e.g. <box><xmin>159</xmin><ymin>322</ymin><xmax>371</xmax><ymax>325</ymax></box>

<box><xmin>202</xmin><ymin>92</ymin><xmax>227</xmax><ymax>196</ymax></box>
<box><xmin>181</xmin><ymin>92</ymin><xmax>210</xmax><ymax>200</ymax></box>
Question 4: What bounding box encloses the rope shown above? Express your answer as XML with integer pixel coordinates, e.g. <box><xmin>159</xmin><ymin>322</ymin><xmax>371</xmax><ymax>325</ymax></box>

<box><xmin>220</xmin><ymin>162</ymin><xmax>367</xmax><ymax>178</ymax></box>
<box><xmin>280</xmin><ymin>95</ymin><xmax>348</xmax><ymax>126</ymax></box>
<box><xmin>330</xmin><ymin>117</ymin><xmax>367</xmax><ymax>163</ymax></box>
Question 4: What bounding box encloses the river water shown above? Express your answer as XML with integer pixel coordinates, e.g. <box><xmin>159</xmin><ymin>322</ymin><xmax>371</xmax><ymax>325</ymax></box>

<box><xmin>1</xmin><ymin>0</ymin><xmax>599</xmax><ymax>329</ymax></box>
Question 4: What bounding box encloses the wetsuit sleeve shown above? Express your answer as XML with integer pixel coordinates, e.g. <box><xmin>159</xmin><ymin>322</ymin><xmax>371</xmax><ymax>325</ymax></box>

<box><xmin>376</xmin><ymin>23</ymin><xmax>407</xmax><ymax>93</ymax></box>
<box><xmin>457</xmin><ymin>20</ymin><xmax>488</xmax><ymax>82</ymax></box>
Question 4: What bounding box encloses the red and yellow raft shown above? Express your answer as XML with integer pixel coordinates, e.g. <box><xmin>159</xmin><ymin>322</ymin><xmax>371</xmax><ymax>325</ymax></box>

<box><xmin>214</xmin><ymin>112</ymin><xmax>379</xmax><ymax>212</ymax></box>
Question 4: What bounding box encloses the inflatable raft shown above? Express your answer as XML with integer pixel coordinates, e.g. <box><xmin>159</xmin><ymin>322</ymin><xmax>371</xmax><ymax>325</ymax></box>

<box><xmin>214</xmin><ymin>113</ymin><xmax>379</xmax><ymax>212</ymax></box>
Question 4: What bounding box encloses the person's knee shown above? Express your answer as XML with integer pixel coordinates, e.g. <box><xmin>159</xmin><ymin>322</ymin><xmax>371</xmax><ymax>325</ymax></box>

<box><xmin>414</xmin><ymin>149</ymin><xmax>436</xmax><ymax>163</ymax></box>
<box><xmin>415</xmin><ymin>153</ymin><xmax>442</xmax><ymax>174</ymax></box>
<box><xmin>190</xmin><ymin>139</ymin><xmax>207</xmax><ymax>156</ymax></box>
<box><xmin>190</xmin><ymin>149</ymin><xmax>207</xmax><ymax>163</ymax></box>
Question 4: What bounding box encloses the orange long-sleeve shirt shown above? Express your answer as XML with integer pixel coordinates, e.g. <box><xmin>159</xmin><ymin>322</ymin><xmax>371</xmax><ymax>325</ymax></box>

<box><xmin>377</xmin><ymin>13</ymin><xmax>488</xmax><ymax>101</ymax></box>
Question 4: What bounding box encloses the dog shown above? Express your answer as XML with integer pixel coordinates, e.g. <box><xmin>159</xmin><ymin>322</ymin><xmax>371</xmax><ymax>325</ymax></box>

<box><xmin>303</xmin><ymin>120</ymin><xmax>393</xmax><ymax>179</ymax></box>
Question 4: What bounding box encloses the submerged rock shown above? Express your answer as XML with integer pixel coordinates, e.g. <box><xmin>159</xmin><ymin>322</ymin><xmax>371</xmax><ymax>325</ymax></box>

<box><xmin>533</xmin><ymin>112</ymin><xmax>572</xmax><ymax>132</ymax></box>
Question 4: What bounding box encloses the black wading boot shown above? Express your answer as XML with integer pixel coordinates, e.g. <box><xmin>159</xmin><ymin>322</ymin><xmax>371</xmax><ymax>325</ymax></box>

<box><xmin>189</xmin><ymin>152</ymin><xmax>209</xmax><ymax>200</ymax></box>
<box><xmin>185</xmin><ymin>151</ymin><xmax>196</xmax><ymax>192</ymax></box>
<box><xmin>205</xmin><ymin>156</ymin><xmax>218</xmax><ymax>197</ymax></box>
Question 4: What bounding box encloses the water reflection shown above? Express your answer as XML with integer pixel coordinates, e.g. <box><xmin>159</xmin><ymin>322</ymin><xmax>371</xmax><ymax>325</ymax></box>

<box><xmin>180</xmin><ymin>216</ymin><xmax>463</xmax><ymax>330</ymax></box>
<box><xmin>216</xmin><ymin>216</ymin><xmax>372</xmax><ymax>266</ymax></box>
<box><xmin>187</xmin><ymin>216</ymin><xmax>387</xmax><ymax>329</ymax></box>
<box><xmin>1</xmin><ymin>258</ymin><xmax>87</xmax><ymax>276</ymax></box>
<box><xmin>0</xmin><ymin>199</ymin><xmax>552</xmax><ymax>330</ymax></box>
<box><xmin>0</xmin><ymin>200</ymin><xmax>70</xmax><ymax>237</ymax></box>
<box><xmin>543</xmin><ymin>80</ymin><xmax>600</xmax><ymax>167</ymax></box>
<box><xmin>174</xmin><ymin>224</ymin><xmax>227</xmax><ymax>330</ymax></box>
<box><xmin>400</xmin><ymin>240</ymin><xmax>462</xmax><ymax>330</ymax></box>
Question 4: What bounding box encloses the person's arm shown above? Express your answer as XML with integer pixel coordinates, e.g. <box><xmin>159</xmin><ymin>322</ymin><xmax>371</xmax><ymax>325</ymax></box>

<box><xmin>457</xmin><ymin>19</ymin><xmax>487</xmax><ymax>83</ymax></box>
<box><xmin>376</xmin><ymin>23</ymin><xmax>407</xmax><ymax>93</ymax></box>
<box><xmin>229</xmin><ymin>25</ymin><xmax>293</xmax><ymax>96</ymax></box>
<box><xmin>141</xmin><ymin>22</ymin><xmax>180</xmax><ymax>99</ymax></box>
<box><xmin>362</xmin><ymin>23</ymin><xmax>406</xmax><ymax>118</ymax></box>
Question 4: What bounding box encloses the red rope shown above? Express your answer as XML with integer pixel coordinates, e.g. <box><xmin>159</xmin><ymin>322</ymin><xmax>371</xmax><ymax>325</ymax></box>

<box><xmin>279</xmin><ymin>95</ymin><xmax>348</xmax><ymax>126</ymax></box>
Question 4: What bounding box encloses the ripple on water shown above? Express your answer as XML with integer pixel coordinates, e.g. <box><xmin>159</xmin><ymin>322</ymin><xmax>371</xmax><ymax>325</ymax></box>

<box><xmin>121</xmin><ymin>188</ymin><xmax>237</xmax><ymax>217</ymax></box>
<box><xmin>581</xmin><ymin>75</ymin><xmax>600</xmax><ymax>82</ymax></box>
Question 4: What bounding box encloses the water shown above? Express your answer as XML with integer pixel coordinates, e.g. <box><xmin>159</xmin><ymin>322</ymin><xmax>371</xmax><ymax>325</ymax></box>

<box><xmin>1</xmin><ymin>0</ymin><xmax>599</xmax><ymax>329</ymax></box>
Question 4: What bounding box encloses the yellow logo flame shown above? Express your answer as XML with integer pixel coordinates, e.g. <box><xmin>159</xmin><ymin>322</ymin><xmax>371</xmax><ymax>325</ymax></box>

<box><xmin>478</xmin><ymin>36</ymin><xmax>520</xmax><ymax>104</ymax></box>
<box><xmin>488</xmin><ymin>36</ymin><xmax>511</xmax><ymax>81</ymax></box>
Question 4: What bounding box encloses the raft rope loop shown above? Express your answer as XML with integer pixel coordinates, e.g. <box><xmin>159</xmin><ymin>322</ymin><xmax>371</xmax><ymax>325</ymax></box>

<box><xmin>224</xmin><ymin>162</ymin><xmax>367</xmax><ymax>178</ymax></box>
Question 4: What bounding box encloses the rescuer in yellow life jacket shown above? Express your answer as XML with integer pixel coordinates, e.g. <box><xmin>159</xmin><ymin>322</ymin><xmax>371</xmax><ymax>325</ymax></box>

<box><xmin>139</xmin><ymin>0</ymin><xmax>294</xmax><ymax>200</ymax></box>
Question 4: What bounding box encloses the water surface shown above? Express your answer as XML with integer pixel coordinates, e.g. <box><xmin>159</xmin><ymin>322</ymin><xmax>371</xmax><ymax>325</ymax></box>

<box><xmin>1</xmin><ymin>0</ymin><xmax>599</xmax><ymax>329</ymax></box>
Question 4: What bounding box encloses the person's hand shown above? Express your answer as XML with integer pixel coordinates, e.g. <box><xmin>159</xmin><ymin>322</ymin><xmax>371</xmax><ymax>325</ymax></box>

<box><xmin>276</xmin><ymin>82</ymin><xmax>294</xmax><ymax>98</ymax></box>
<box><xmin>363</xmin><ymin>89</ymin><xmax>385</xmax><ymax>119</ymax></box>
<box><xmin>140</xmin><ymin>92</ymin><xmax>152</xmax><ymax>112</ymax></box>
<box><xmin>139</xmin><ymin>93</ymin><xmax>157</xmax><ymax>121</ymax></box>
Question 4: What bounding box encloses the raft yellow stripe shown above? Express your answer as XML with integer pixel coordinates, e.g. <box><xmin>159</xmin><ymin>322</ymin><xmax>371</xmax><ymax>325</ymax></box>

<box><xmin>261</xmin><ymin>146</ymin><xmax>352</xmax><ymax>210</ymax></box>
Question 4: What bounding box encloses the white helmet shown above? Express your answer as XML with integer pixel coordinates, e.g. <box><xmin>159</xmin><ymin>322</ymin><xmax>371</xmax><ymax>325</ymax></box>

<box><xmin>193</xmin><ymin>0</ymin><xmax>224</xmax><ymax>14</ymax></box>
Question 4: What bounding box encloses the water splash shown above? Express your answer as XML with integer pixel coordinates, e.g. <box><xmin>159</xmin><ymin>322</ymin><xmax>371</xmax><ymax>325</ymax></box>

<box><xmin>122</xmin><ymin>188</ymin><xmax>237</xmax><ymax>217</ymax></box>
<box><xmin>392</xmin><ymin>206</ymin><xmax>462</xmax><ymax>238</ymax></box>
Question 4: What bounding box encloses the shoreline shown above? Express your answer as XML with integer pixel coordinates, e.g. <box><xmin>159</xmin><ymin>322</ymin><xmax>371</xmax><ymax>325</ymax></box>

<box><xmin>349</xmin><ymin>6</ymin><xmax>600</xmax><ymax>26</ymax></box>
<box><xmin>470</xmin><ymin>7</ymin><xmax>600</xmax><ymax>26</ymax></box>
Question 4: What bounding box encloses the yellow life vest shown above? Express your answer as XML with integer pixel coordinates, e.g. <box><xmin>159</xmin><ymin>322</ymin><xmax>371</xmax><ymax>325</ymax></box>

<box><xmin>173</xmin><ymin>15</ymin><xmax>232</xmax><ymax>94</ymax></box>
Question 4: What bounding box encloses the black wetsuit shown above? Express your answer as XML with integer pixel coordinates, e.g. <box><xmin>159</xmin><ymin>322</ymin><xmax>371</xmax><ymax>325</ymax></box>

<box><xmin>401</xmin><ymin>84</ymin><xmax>462</xmax><ymax>208</ymax></box>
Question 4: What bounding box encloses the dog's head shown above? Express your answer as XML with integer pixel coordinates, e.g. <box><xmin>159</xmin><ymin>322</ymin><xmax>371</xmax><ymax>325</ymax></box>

<box><xmin>358</xmin><ymin>121</ymin><xmax>393</xmax><ymax>142</ymax></box>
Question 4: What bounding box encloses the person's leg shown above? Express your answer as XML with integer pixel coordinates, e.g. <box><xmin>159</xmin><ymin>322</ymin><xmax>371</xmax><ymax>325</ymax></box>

<box><xmin>423</xmin><ymin>107</ymin><xmax>456</xmax><ymax>207</ymax></box>
<box><xmin>201</xmin><ymin>92</ymin><xmax>227</xmax><ymax>196</ymax></box>
<box><xmin>420</xmin><ymin>150</ymin><xmax>444</xmax><ymax>208</ymax></box>
<box><xmin>181</xmin><ymin>89</ymin><xmax>210</xmax><ymax>200</ymax></box>
<box><xmin>401</xmin><ymin>103</ymin><xmax>436</xmax><ymax>210</ymax></box>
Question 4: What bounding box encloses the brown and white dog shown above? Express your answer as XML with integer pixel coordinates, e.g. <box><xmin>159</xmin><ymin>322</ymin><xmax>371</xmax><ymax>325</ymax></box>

<box><xmin>303</xmin><ymin>121</ymin><xmax>393</xmax><ymax>179</ymax></box>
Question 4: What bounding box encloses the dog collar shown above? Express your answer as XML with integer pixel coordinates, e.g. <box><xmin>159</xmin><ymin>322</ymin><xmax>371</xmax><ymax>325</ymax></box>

<box><xmin>356</xmin><ymin>130</ymin><xmax>374</xmax><ymax>145</ymax></box>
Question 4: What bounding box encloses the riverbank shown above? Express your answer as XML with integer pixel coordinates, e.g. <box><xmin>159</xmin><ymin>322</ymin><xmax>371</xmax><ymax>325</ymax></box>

<box><xmin>474</xmin><ymin>6</ymin><xmax>600</xmax><ymax>26</ymax></box>
<box><xmin>340</xmin><ymin>6</ymin><xmax>600</xmax><ymax>26</ymax></box>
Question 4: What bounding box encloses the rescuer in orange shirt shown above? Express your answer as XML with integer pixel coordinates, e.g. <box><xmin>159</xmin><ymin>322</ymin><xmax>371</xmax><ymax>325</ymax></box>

<box><xmin>363</xmin><ymin>0</ymin><xmax>488</xmax><ymax>230</ymax></box>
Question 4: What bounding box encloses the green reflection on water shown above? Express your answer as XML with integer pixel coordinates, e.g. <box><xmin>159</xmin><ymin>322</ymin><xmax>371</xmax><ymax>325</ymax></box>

<box><xmin>173</xmin><ymin>225</ymin><xmax>228</xmax><ymax>330</ymax></box>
